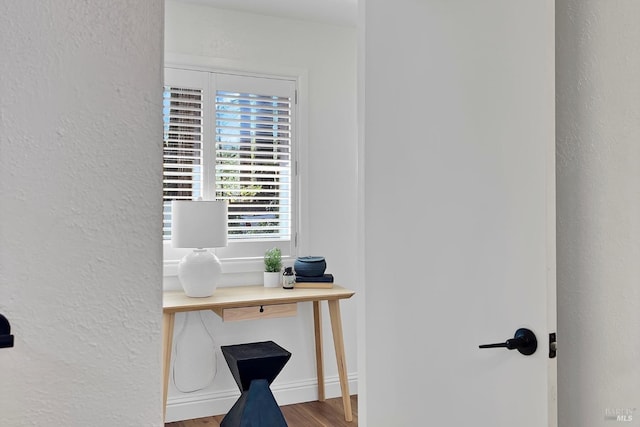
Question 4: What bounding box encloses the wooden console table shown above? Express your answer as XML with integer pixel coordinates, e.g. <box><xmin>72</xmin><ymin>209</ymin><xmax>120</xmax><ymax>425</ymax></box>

<box><xmin>163</xmin><ymin>285</ymin><xmax>355</xmax><ymax>422</ymax></box>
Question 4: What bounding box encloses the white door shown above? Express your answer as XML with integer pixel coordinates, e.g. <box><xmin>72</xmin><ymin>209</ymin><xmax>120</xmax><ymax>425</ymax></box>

<box><xmin>359</xmin><ymin>1</ymin><xmax>556</xmax><ymax>426</ymax></box>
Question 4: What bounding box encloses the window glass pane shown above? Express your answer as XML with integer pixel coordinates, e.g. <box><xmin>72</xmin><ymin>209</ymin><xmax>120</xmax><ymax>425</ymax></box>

<box><xmin>215</xmin><ymin>90</ymin><xmax>292</xmax><ymax>242</ymax></box>
<box><xmin>162</xmin><ymin>86</ymin><xmax>204</xmax><ymax>239</ymax></box>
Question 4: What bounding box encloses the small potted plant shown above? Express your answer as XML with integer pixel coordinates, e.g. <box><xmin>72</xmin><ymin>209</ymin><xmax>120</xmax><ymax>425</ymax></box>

<box><xmin>263</xmin><ymin>247</ymin><xmax>282</xmax><ymax>287</ymax></box>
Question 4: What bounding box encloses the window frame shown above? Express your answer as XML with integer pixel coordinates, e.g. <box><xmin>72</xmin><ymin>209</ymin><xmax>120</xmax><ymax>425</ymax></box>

<box><xmin>163</xmin><ymin>57</ymin><xmax>307</xmax><ymax>275</ymax></box>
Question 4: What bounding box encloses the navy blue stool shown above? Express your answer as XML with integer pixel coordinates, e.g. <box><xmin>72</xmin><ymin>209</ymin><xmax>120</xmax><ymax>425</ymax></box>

<box><xmin>221</xmin><ymin>341</ymin><xmax>291</xmax><ymax>427</ymax></box>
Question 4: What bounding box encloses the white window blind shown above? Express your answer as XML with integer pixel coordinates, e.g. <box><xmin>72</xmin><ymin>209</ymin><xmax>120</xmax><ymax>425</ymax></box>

<box><xmin>163</xmin><ymin>68</ymin><xmax>297</xmax><ymax>259</ymax></box>
<box><xmin>215</xmin><ymin>89</ymin><xmax>292</xmax><ymax>241</ymax></box>
<box><xmin>162</xmin><ymin>85</ymin><xmax>204</xmax><ymax>238</ymax></box>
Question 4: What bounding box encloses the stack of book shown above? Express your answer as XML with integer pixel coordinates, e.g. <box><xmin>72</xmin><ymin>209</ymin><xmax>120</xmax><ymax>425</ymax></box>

<box><xmin>294</xmin><ymin>274</ymin><xmax>334</xmax><ymax>289</ymax></box>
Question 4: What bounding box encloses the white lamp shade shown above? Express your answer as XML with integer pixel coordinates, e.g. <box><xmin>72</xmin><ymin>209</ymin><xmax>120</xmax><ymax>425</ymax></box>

<box><xmin>171</xmin><ymin>200</ymin><xmax>228</xmax><ymax>248</ymax></box>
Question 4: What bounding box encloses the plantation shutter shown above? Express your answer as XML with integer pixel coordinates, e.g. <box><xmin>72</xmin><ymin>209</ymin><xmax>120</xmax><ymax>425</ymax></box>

<box><xmin>162</xmin><ymin>69</ymin><xmax>208</xmax><ymax>239</ymax></box>
<box><xmin>163</xmin><ymin>68</ymin><xmax>297</xmax><ymax>256</ymax></box>
<box><xmin>214</xmin><ymin>74</ymin><xmax>295</xmax><ymax>242</ymax></box>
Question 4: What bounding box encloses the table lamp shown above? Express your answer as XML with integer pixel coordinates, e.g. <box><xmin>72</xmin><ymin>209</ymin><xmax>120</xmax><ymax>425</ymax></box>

<box><xmin>171</xmin><ymin>200</ymin><xmax>228</xmax><ymax>297</ymax></box>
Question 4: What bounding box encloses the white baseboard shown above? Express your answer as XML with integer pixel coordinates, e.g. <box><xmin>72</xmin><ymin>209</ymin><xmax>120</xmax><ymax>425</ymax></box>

<box><xmin>165</xmin><ymin>373</ymin><xmax>358</xmax><ymax>423</ymax></box>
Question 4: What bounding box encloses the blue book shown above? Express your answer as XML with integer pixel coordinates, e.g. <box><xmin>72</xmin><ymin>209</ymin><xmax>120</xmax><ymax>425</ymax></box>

<box><xmin>295</xmin><ymin>274</ymin><xmax>334</xmax><ymax>283</ymax></box>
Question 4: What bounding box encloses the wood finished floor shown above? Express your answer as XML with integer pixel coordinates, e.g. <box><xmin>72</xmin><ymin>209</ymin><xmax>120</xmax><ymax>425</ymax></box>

<box><xmin>165</xmin><ymin>395</ymin><xmax>358</xmax><ymax>427</ymax></box>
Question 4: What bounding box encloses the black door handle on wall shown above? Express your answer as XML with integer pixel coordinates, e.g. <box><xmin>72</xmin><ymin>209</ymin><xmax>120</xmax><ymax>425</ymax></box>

<box><xmin>479</xmin><ymin>328</ymin><xmax>537</xmax><ymax>356</ymax></box>
<box><xmin>0</xmin><ymin>313</ymin><xmax>14</xmax><ymax>348</ymax></box>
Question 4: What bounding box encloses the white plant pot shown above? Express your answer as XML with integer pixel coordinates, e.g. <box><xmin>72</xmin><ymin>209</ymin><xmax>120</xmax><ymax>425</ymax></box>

<box><xmin>263</xmin><ymin>272</ymin><xmax>281</xmax><ymax>288</ymax></box>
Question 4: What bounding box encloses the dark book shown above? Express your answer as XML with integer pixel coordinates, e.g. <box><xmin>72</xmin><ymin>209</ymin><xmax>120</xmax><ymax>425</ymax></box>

<box><xmin>295</xmin><ymin>274</ymin><xmax>334</xmax><ymax>283</ymax></box>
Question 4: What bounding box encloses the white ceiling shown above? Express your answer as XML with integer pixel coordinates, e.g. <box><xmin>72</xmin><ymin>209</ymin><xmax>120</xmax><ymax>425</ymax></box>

<box><xmin>176</xmin><ymin>0</ymin><xmax>358</xmax><ymax>27</ymax></box>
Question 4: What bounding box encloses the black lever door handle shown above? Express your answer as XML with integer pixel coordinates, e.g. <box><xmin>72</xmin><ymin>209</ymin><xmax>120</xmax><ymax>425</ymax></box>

<box><xmin>479</xmin><ymin>328</ymin><xmax>537</xmax><ymax>356</ymax></box>
<box><xmin>0</xmin><ymin>313</ymin><xmax>14</xmax><ymax>349</ymax></box>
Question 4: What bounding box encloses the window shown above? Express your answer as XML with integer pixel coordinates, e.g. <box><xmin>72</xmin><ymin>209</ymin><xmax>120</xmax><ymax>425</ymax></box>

<box><xmin>163</xmin><ymin>68</ymin><xmax>297</xmax><ymax>262</ymax></box>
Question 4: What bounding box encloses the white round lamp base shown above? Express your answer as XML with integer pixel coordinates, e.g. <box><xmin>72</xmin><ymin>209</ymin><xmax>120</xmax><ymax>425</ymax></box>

<box><xmin>178</xmin><ymin>249</ymin><xmax>222</xmax><ymax>297</ymax></box>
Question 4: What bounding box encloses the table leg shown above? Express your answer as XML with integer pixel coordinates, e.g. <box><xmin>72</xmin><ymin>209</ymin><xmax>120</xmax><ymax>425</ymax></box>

<box><xmin>162</xmin><ymin>312</ymin><xmax>175</xmax><ymax>421</ymax></box>
<box><xmin>313</xmin><ymin>301</ymin><xmax>325</xmax><ymax>401</ymax></box>
<box><xmin>328</xmin><ymin>300</ymin><xmax>353</xmax><ymax>422</ymax></box>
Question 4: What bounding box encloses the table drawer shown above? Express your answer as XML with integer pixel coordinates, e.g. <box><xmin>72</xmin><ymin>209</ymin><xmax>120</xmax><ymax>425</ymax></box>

<box><xmin>216</xmin><ymin>303</ymin><xmax>297</xmax><ymax>322</ymax></box>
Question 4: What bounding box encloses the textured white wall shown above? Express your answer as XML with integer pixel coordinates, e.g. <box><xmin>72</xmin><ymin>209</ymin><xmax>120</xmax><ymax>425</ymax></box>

<box><xmin>164</xmin><ymin>2</ymin><xmax>358</xmax><ymax>421</ymax></box>
<box><xmin>0</xmin><ymin>1</ymin><xmax>164</xmax><ymax>426</ymax></box>
<box><xmin>556</xmin><ymin>1</ymin><xmax>640</xmax><ymax>425</ymax></box>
